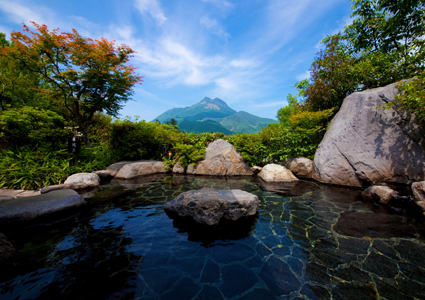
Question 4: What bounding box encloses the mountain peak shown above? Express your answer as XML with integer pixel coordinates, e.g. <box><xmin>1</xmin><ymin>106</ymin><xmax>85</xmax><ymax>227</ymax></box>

<box><xmin>199</xmin><ymin>97</ymin><xmax>230</xmax><ymax>110</ymax></box>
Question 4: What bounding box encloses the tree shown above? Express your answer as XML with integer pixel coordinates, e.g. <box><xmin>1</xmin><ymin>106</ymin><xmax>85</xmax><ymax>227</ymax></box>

<box><xmin>344</xmin><ymin>0</ymin><xmax>425</xmax><ymax>79</ymax></box>
<box><xmin>304</xmin><ymin>34</ymin><xmax>359</xmax><ymax>112</ymax></box>
<box><xmin>3</xmin><ymin>22</ymin><xmax>144</xmax><ymax>147</ymax></box>
<box><xmin>277</xmin><ymin>79</ymin><xmax>309</xmax><ymax>127</ymax></box>
<box><xmin>0</xmin><ymin>33</ymin><xmax>46</xmax><ymax>110</ymax></box>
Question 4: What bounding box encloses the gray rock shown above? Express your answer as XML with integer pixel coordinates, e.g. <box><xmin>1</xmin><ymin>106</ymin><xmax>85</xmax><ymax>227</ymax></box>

<box><xmin>258</xmin><ymin>164</ymin><xmax>298</xmax><ymax>182</ymax></box>
<box><xmin>64</xmin><ymin>173</ymin><xmax>100</xmax><ymax>190</ymax></box>
<box><xmin>92</xmin><ymin>170</ymin><xmax>111</xmax><ymax>182</ymax></box>
<box><xmin>251</xmin><ymin>166</ymin><xmax>262</xmax><ymax>175</ymax></box>
<box><xmin>115</xmin><ymin>161</ymin><xmax>170</xmax><ymax>179</ymax></box>
<box><xmin>0</xmin><ymin>232</ymin><xmax>16</xmax><ymax>263</ymax></box>
<box><xmin>16</xmin><ymin>191</ymin><xmax>41</xmax><ymax>198</ymax></box>
<box><xmin>195</xmin><ymin>139</ymin><xmax>253</xmax><ymax>176</ymax></box>
<box><xmin>40</xmin><ymin>184</ymin><xmax>70</xmax><ymax>194</ymax></box>
<box><xmin>0</xmin><ymin>189</ymin><xmax>24</xmax><ymax>198</ymax></box>
<box><xmin>187</xmin><ymin>164</ymin><xmax>197</xmax><ymax>175</ymax></box>
<box><xmin>361</xmin><ymin>185</ymin><xmax>398</xmax><ymax>204</ymax></box>
<box><xmin>289</xmin><ymin>157</ymin><xmax>314</xmax><ymax>178</ymax></box>
<box><xmin>106</xmin><ymin>161</ymin><xmax>139</xmax><ymax>177</ymax></box>
<box><xmin>164</xmin><ymin>188</ymin><xmax>259</xmax><ymax>226</ymax></box>
<box><xmin>412</xmin><ymin>181</ymin><xmax>425</xmax><ymax>214</ymax></box>
<box><xmin>0</xmin><ymin>189</ymin><xmax>85</xmax><ymax>225</ymax></box>
<box><xmin>172</xmin><ymin>163</ymin><xmax>186</xmax><ymax>174</ymax></box>
<box><xmin>313</xmin><ymin>81</ymin><xmax>425</xmax><ymax>187</ymax></box>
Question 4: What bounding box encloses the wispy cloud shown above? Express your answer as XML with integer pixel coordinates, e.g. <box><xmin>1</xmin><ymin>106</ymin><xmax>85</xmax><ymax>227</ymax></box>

<box><xmin>0</xmin><ymin>0</ymin><xmax>51</xmax><ymax>27</ymax></box>
<box><xmin>134</xmin><ymin>0</ymin><xmax>167</xmax><ymax>25</ymax></box>
<box><xmin>200</xmin><ymin>15</ymin><xmax>230</xmax><ymax>40</ymax></box>
<box><xmin>296</xmin><ymin>70</ymin><xmax>310</xmax><ymax>81</ymax></box>
<box><xmin>201</xmin><ymin>0</ymin><xmax>234</xmax><ymax>12</ymax></box>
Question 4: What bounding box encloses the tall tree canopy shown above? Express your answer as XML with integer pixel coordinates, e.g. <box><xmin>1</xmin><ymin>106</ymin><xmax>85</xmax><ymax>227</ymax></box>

<box><xmin>0</xmin><ymin>33</ymin><xmax>45</xmax><ymax>110</ymax></box>
<box><xmin>2</xmin><ymin>22</ymin><xmax>143</xmax><ymax>146</ymax></box>
<box><xmin>283</xmin><ymin>0</ymin><xmax>425</xmax><ymax>119</ymax></box>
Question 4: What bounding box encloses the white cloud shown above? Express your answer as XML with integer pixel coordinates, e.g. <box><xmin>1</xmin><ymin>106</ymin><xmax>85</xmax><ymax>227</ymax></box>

<box><xmin>200</xmin><ymin>15</ymin><xmax>218</xmax><ymax>29</ymax></box>
<box><xmin>0</xmin><ymin>0</ymin><xmax>48</xmax><ymax>25</ymax></box>
<box><xmin>296</xmin><ymin>70</ymin><xmax>310</xmax><ymax>81</ymax></box>
<box><xmin>201</xmin><ymin>0</ymin><xmax>234</xmax><ymax>11</ymax></box>
<box><xmin>134</xmin><ymin>0</ymin><xmax>167</xmax><ymax>25</ymax></box>
<box><xmin>215</xmin><ymin>77</ymin><xmax>235</xmax><ymax>90</ymax></box>
<box><xmin>230</xmin><ymin>59</ymin><xmax>257</xmax><ymax>68</ymax></box>
<box><xmin>200</xmin><ymin>15</ymin><xmax>230</xmax><ymax>41</ymax></box>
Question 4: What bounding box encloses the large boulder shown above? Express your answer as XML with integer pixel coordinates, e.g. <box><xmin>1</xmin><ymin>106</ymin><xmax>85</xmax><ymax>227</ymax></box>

<box><xmin>258</xmin><ymin>164</ymin><xmax>298</xmax><ymax>182</ymax></box>
<box><xmin>115</xmin><ymin>161</ymin><xmax>170</xmax><ymax>179</ymax></box>
<box><xmin>164</xmin><ymin>188</ymin><xmax>259</xmax><ymax>226</ymax></box>
<box><xmin>64</xmin><ymin>173</ymin><xmax>100</xmax><ymax>190</ymax></box>
<box><xmin>195</xmin><ymin>139</ymin><xmax>253</xmax><ymax>176</ymax></box>
<box><xmin>412</xmin><ymin>181</ymin><xmax>425</xmax><ymax>214</ymax></box>
<box><xmin>313</xmin><ymin>81</ymin><xmax>425</xmax><ymax>187</ymax></box>
<box><xmin>0</xmin><ymin>189</ymin><xmax>85</xmax><ymax>225</ymax></box>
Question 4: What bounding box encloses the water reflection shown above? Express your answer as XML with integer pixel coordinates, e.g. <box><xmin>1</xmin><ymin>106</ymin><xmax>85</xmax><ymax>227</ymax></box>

<box><xmin>0</xmin><ymin>175</ymin><xmax>425</xmax><ymax>299</ymax></box>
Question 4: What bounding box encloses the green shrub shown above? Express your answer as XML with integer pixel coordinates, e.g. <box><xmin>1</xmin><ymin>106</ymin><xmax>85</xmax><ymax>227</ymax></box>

<box><xmin>173</xmin><ymin>143</ymin><xmax>206</xmax><ymax>167</ymax></box>
<box><xmin>109</xmin><ymin>117</ymin><xmax>181</xmax><ymax>161</ymax></box>
<box><xmin>225</xmin><ymin>133</ymin><xmax>265</xmax><ymax>166</ymax></box>
<box><xmin>0</xmin><ymin>143</ymin><xmax>115</xmax><ymax>190</ymax></box>
<box><xmin>0</xmin><ymin>106</ymin><xmax>70</xmax><ymax>149</ymax></box>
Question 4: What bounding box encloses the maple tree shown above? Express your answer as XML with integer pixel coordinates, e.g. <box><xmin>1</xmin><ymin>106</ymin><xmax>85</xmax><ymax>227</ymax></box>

<box><xmin>3</xmin><ymin>22</ymin><xmax>143</xmax><ymax>147</ymax></box>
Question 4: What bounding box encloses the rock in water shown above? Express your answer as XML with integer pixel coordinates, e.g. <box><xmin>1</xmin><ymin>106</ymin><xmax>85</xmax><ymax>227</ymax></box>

<box><xmin>0</xmin><ymin>189</ymin><xmax>85</xmax><ymax>225</ymax></box>
<box><xmin>172</xmin><ymin>163</ymin><xmax>186</xmax><ymax>174</ymax></box>
<box><xmin>412</xmin><ymin>181</ymin><xmax>425</xmax><ymax>214</ymax></box>
<box><xmin>289</xmin><ymin>157</ymin><xmax>314</xmax><ymax>178</ymax></box>
<box><xmin>64</xmin><ymin>173</ymin><xmax>100</xmax><ymax>189</ymax></box>
<box><xmin>164</xmin><ymin>188</ymin><xmax>259</xmax><ymax>226</ymax></box>
<box><xmin>114</xmin><ymin>161</ymin><xmax>170</xmax><ymax>179</ymax></box>
<box><xmin>361</xmin><ymin>185</ymin><xmax>398</xmax><ymax>204</ymax></box>
<box><xmin>258</xmin><ymin>164</ymin><xmax>298</xmax><ymax>182</ymax></box>
<box><xmin>313</xmin><ymin>81</ymin><xmax>425</xmax><ymax>187</ymax></box>
<box><xmin>195</xmin><ymin>139</ymin><xmax>253</xmax><ymax>176</ymax></box>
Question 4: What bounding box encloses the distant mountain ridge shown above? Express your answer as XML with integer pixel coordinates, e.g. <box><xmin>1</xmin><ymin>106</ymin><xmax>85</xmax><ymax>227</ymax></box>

<box><xmin>153</xmin><ymin>97</ymin><xmax>277</xmax><ymax>134</ymax></box>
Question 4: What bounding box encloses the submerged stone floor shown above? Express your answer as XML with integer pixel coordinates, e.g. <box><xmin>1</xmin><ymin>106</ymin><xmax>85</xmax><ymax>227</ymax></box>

<box><xmin>0</xmin><ymin>175</ymin><xmax>425</xmax><ymax>299</ymax></box>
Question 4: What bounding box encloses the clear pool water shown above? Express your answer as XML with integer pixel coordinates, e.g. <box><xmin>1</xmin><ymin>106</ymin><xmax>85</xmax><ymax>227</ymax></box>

<box><xmin>1</xmin><ymin>175</ymin><xmax>425</xmax><ymax>299</ymax></box>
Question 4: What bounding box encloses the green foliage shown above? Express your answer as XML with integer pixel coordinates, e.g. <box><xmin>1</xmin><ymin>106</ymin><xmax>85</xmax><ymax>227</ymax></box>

<box><xmin>389</xmin><ymin>76</ymin><xmax>425</xmax><ymax>119</ymax></box>
<box><xmin>4</xmin><ymin>22</ymin><xmax>143</xmax><ymax>147</ymax></box>
<box><xmin>0</xmin><ymin>143</ymin><xmax>115</xmax><ymax>190</ymax></box>
<box><xmin>289</xmin><ymin>108</ymin><xmax>335</xmax><ymax>130</ymax></box>
<box><xmin>173</xmin><ymin>143</ymin><xmax>206</xmax><ymax>167</ymax></box>
<box><xmin>109</xmin><ymin>117</ymin><xmax>180</xmax><ymax>161</ymax></box>
<box><xmin>0</xmin><ymin>106</ymin><xmax>70</xmax><ymax>149</ymax></box>
<box><xmin>260</xmin><ymin>124</ymin><xmax>320</xmax><ymax>162</ymax></box>
<box><xmin>225</xmin><ymin>120</ymin><xmax>324</xmax><ymax>167</ymax></box>
<box><xmin>0</xmin><ymin>33</ymin><xmax>47</xmax><ymax>110</ymax></box>
<box><xmin>88</xmin><ymin>112</ymin><xmax>113</xmax><ymax>145</ymax></box>
<box><xmin>225</xmin><ymin>133</ymin><xmax>266</xmax><ymax>166</ymax></box>
<box><xmin>304</xmin><ymin>34</ymin><xmax>359</xmax><ymax>112</ymax></box>
<box><xmin>277</xmin><ymin>79</ymin><xmax>309</xmax><ymax>127</ymax></box>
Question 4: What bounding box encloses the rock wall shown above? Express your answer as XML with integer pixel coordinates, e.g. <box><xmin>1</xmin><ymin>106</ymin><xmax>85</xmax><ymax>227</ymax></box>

<box><xmin>313</xmin><ymin>81</ymin><xmax>425</xmax><ymax>187</ymax></box>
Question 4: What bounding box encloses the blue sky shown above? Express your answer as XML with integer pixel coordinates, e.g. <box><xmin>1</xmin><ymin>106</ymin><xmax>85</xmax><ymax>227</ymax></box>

<box><xmin>0</xmin><ymin>0</ymin><xmax>353</xmax><ymax>121</ymax></box>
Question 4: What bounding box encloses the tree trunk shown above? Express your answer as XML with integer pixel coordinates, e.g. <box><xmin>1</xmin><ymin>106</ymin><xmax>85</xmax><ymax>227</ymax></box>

<box><xmin>81</xmin><ymin>125</ymin><xmax>91</xmax><ymax>148</ymax></box>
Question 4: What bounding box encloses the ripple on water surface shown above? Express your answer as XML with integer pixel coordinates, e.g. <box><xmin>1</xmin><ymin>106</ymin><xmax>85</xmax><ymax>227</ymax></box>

<box><xmin>1</xmin><ymin>175</ymin><xmax>425</xmax><ymax>299</ymax></box>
